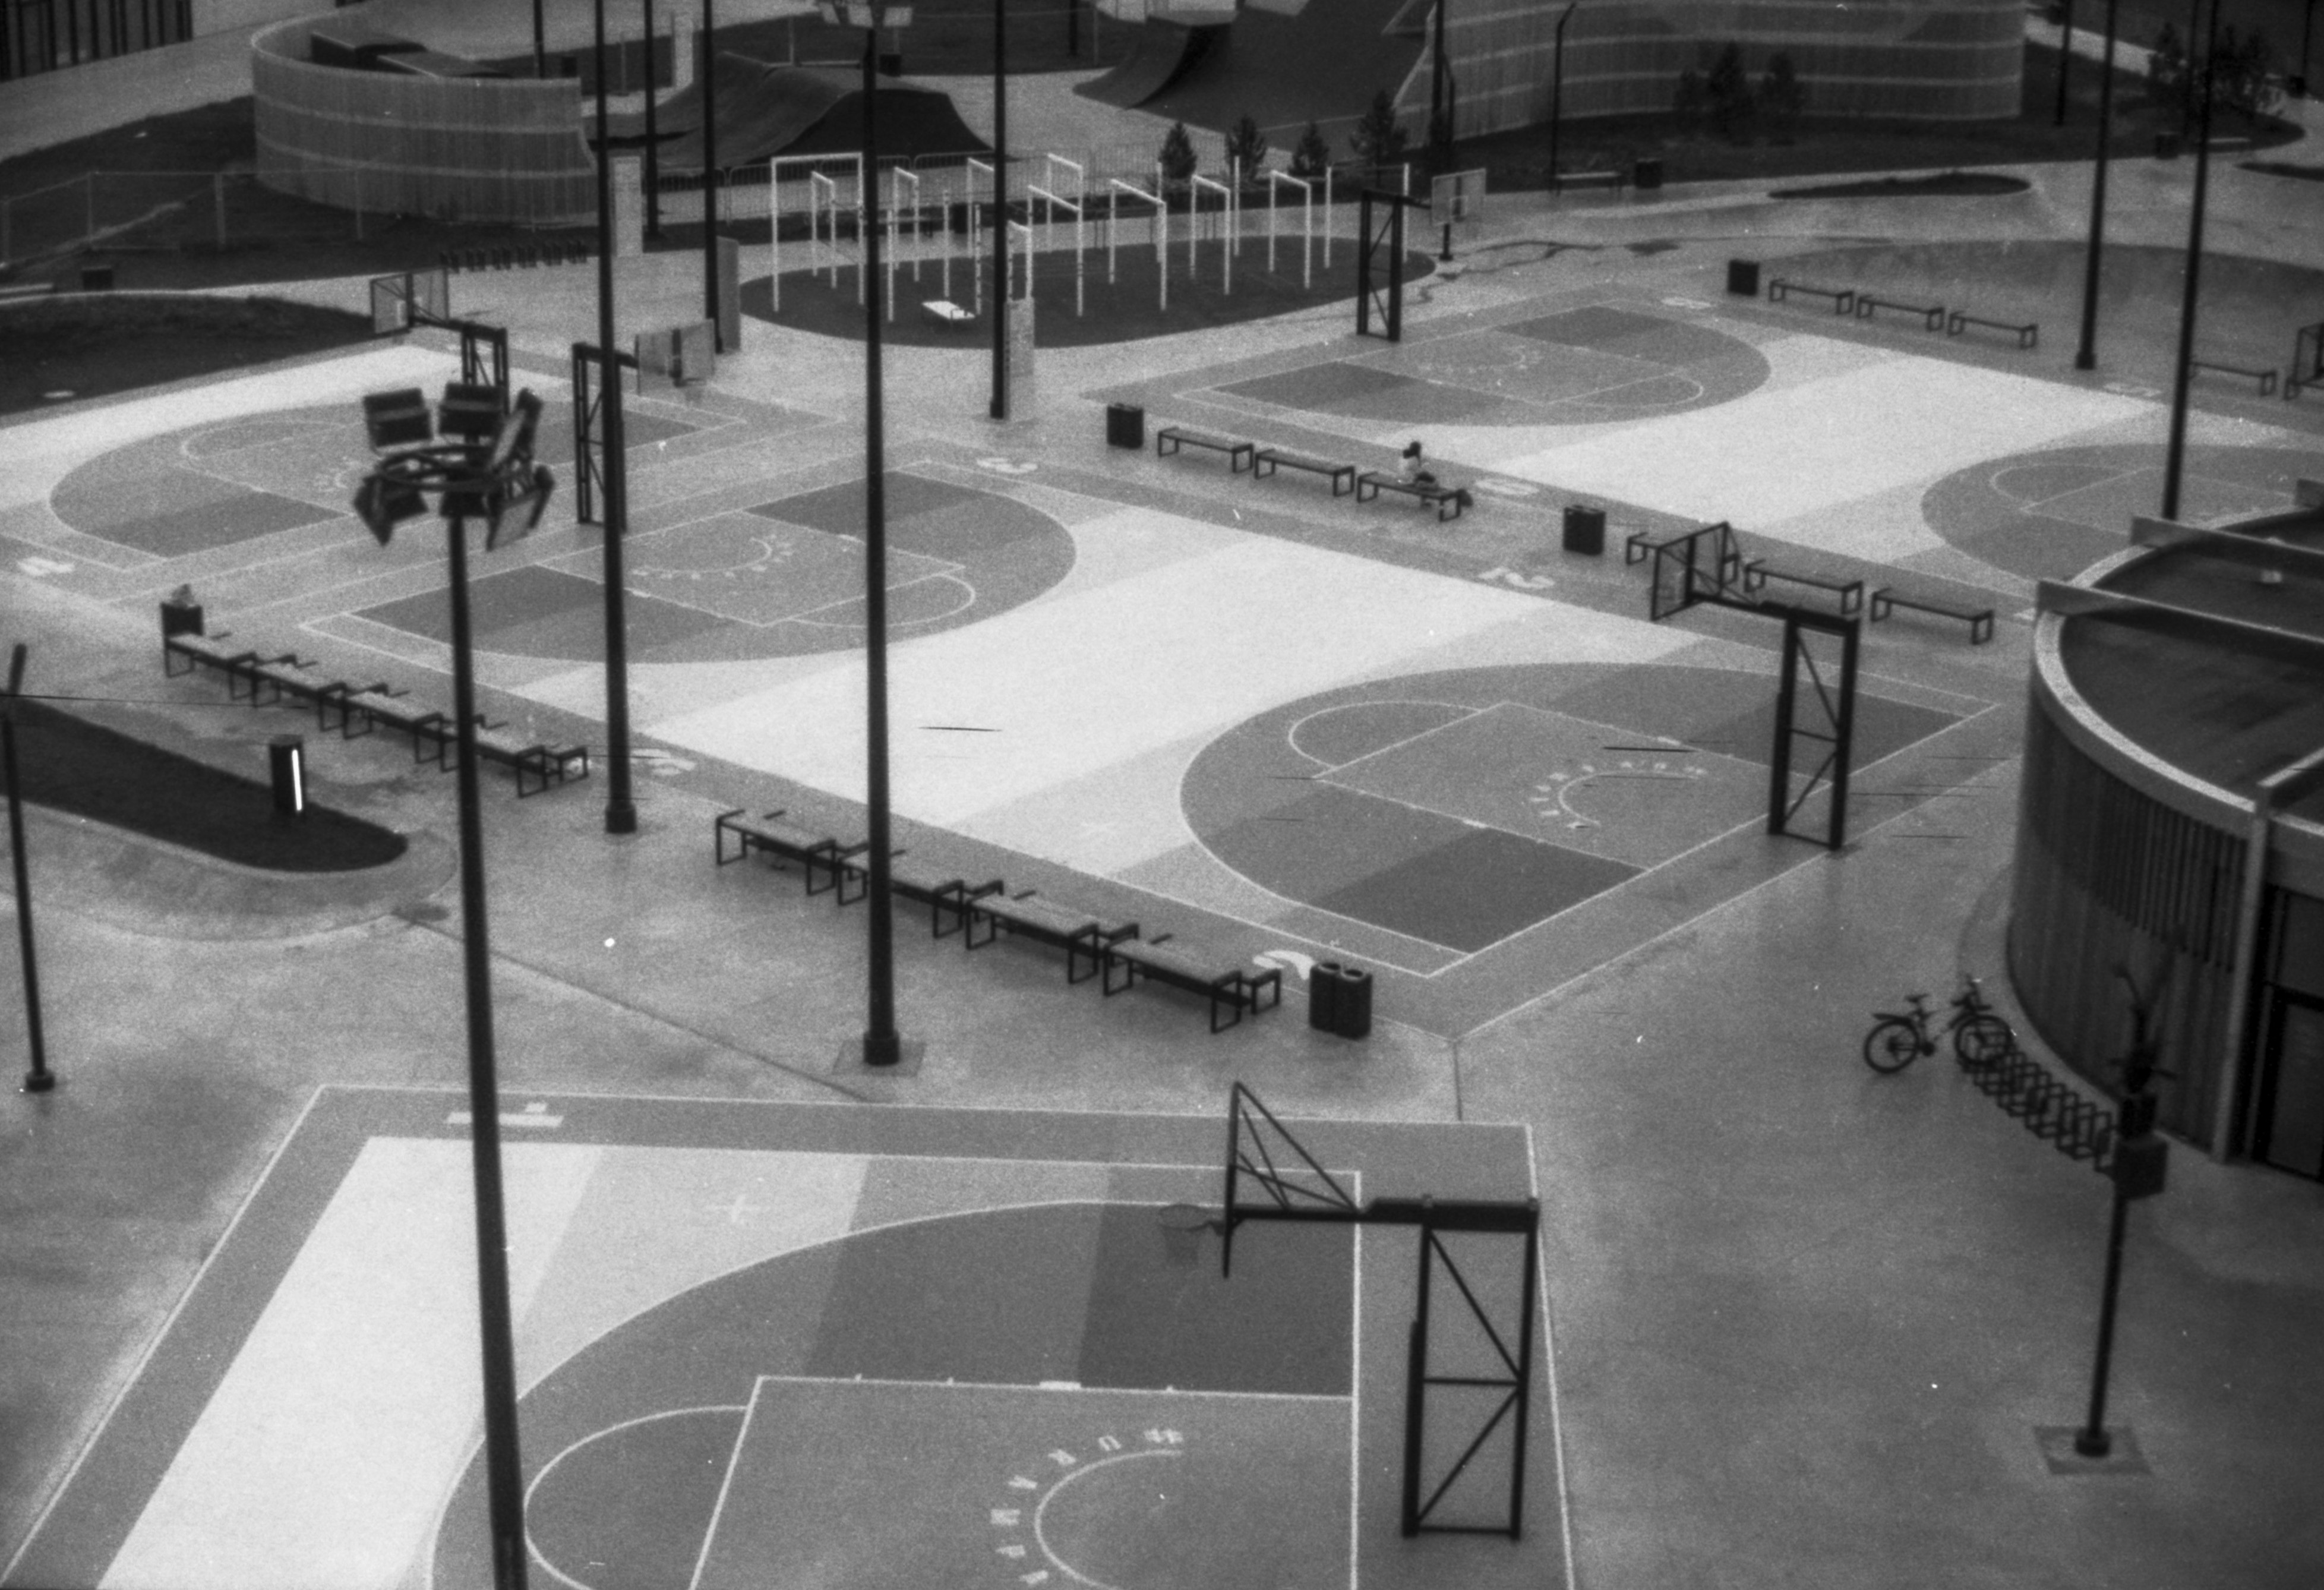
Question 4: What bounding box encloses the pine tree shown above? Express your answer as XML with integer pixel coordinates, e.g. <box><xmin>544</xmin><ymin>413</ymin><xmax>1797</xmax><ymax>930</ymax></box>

<box><xmin>1705</xmin><ymin>42</ymin><xmax>1755</xmax><ymax>143</ymax></box>
<box><xmin>1224</xmin><ymin>113</ymin><xmax>1270</xmax><ymax>178</ymax></box>
<box><xmin>2146</xmin><ymin>23</ymin><xmax>2186</xmax><ymax>111</ymax></box>
<box><xmin>1290</xmin><ymin>121</ymin><xmax>1332</xmax><ymax>179</ymax></box>
<box><xmin>1158</xmin><ymin>121</ymin><xmax>1198</xmax><ymax>185</ymax></box>
<box><xmin>1349</xmin><ymin>89</ymin><xmax>1410</xmax><ymax>174</ymax></box>
<box><xmin>1673</xmin><ymin>67</ymin><xmax>1707</xmax><ymax>137</ymax></box>
<box><xmin>1758</xmin><ymin>52</ymin><xmax>1805</xmax><ymax>143</ymax></box>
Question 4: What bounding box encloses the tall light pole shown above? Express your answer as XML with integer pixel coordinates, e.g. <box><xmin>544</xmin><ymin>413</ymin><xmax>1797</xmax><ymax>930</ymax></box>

<box><xmin>2299</xmin><ymin>0</ymin><xmax>2316</xmax><ymax>96</ymax></box>
<box><xmin>2161</xmin><ymin>0</ymin><xmax>2223</xmax><ymax>521</ymax></box>
<box><xmin>1548</xmin><ymin>2</ymin><xmax>1576</xmax><ymax>184</ymax></box>
<box><xmin>354</xmin><ymin>386</ymin><xmax>555</xmax><ymax>1590</ymax></box>
<box><xmin>989</xmin><ymin>0</ymin><xmax>1009</xmax><ymax>419</ymax></box>
<box><xmin>532</xmin><ymin>0</ymin><xmax>547</xmax><ymax>76</ymax></box>
<box><xmin>823</xmin><ymin>0</ymin><xmax>911</xmax><ymax>1068</ymax></box>
<box><xmin>2</xmin><ymin>643</ymin><xmax>52</xmax><ymax>1094</ymax></box>
<box><xmin>703</xmin><ymin>0</ymin><xmax>722</xmax><ymax>345</ymax></box>
<box><xmin>2073</xmin><ymin>0</ymin><xmax>2122</xmax><ymax>370</ymax></box>
<box><xmin>643</xmin><ymin>0</ymin><xmax>663</xmax><ymax>241</ymax></box>
<box><xmin>2054</xmin><ymin>0</ymin><xmax>2076</xmax><ymax>126</ymax></box>
<box><xmin>596</xmin><ymin>0</ymin><xmax>640</xmax><ymax>834</ymax></box>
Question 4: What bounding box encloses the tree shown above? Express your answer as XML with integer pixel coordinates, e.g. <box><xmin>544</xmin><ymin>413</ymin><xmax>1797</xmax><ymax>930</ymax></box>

<box><xmin>1157</xmin><ymin>121</ymin><xmax>1198</xmax><ymax>185</ymax></box>
<box><xmin>1224</xmin><ymin>112</ymin><xmax>1270</xmax><ymax>178</ymax></box>
<box><xmin>1290</xmin><ymin>121</ymin><xmax>1332</xmax><ymax>179</ymax></box>
<box><xmin>1758</xmin><ymin>52</ymin><xmax>1805</xmax><ymax>142</ymax></box>
<box><xmin>2146</xmin><ymin>23</ymin><xmax>2187</xmax><ymax>111</ymax></box>
<box><xmin>1704</xmin><ymin>42</ymin><xmax>1756</xmax><ymax>143</ymax></box>
<box><xmin>1349</xmin><ymin>89</ymin><xmax>1410</xmax><ymax>172</ymax></box>
<box><xmin>2214</xmin><ymin>27</ymin><xmax>2284</xmax><ymax>124</ymax></box>
<box><xmin>1673</xmin><ymin>67</ymin><xmax>1707</xmax><ymax>137</ymax></box>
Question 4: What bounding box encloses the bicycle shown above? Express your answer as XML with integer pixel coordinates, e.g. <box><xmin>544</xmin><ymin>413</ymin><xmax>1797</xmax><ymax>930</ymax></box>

<box><xmin>1862</xmin><ymin>976</ymin><xmax>2018</xmax><ymax>1074</ymax></box>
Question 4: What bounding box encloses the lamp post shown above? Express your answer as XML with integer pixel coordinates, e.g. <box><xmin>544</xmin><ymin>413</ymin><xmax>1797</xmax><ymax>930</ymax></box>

<box><xmin>2073</xmin><ymin>0</ymin><xmax>2121</xmax><ymax>370</ymax></box>
<box><xmin>2161</xmin><ymin>0</ymin><xmax>2224</xmax><ymax>522</ymax></box>
<box><xmin>822</xmin><ymin>0</ymin><xmax>911</xmax><ymax>1068</ymax></box>
<box><xmin>989</xmin><ymin>0</ymin><xmax>1009</xmax><ymax>419</ymax></box>
<box><xmin>1548</xmin><ymin>2</ymin><xmax>1577</xmax><ymax>185</ymax></box>
<box><xmin>643</xmin><ymin>0</ymin><xmax>663</xmax><ymax>242</ymax></box>
<box><xmin>2299</xmin><ymin>0</ymin><xmax>2316</xmax><ymax>96</ymax></box>
<box><xmin>703</xmin><ymin>0</ymin><xmax>722</xmax><ymax>345</ymax></box>
<box><xmin>353</xmin><ymin>385</ymin><xmax>556</xmax><ymax>1590</ymax></box>
<box><xmin>595</xmin><ymin>0</ymin><xmax>640</xmax><ymax>835</ymax></box>
<box><xmin>2</xmin><ymin>642</ymin><xmax>52</xmax><ymax>1094</ymax></box>
<box><xmin>532</xmin><ymin>0</ymin><xmax>547</xmax><ymax>76</ymax></box>
<box><xmin>2054</xmin><ymin>0</ymin><xmax>2076</xmax><ymax>126</ymax></box>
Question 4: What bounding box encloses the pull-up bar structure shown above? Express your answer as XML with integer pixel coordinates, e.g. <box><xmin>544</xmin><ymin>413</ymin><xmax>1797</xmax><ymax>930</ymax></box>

<box><xmin>1191</xmin><ymin>171</ymin><xmax>1231</xmax><ymax>294</ymax></box>
<box><xmin>1220</xmin><ymin>1083</ymin><xmax>1541</xmax><ymax>1541</ymax></box>
<box><xmin>1107</xmin><ymin>175</ymin><xmax>1166</xmax><ymax>309</ymax></box>
<box><xmin>1267</xmin><ymin>169</ymin><xmax>1313</xmax><ymax>287</ymax></box>
<box><xmin>1025</xmin><ymin>184</ymin><xmax>1084</xmax><ymax>316</ymax></box>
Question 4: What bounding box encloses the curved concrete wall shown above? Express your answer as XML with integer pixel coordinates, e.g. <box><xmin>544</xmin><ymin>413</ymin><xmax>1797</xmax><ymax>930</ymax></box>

<box><xmin>1419</xmin><ymin>0</ymin><xmax>2025</xmax><ymax>138</ymax></box>
<box><xmin>252</xmin><ymin>18</ymin><xmax>596</xmax><ymax>226</ymax></box>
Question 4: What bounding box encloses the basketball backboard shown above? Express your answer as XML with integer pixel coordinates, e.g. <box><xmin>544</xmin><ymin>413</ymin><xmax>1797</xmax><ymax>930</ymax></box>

<box><xmin>368</xmin><ymin>267</ymin><xmax>451</xmax><ymax>336</ymax></box>
<box><xmin>1649</xmin><ymin>520</ymin><xmax>1739</xmax><ymax>620</ymax></box>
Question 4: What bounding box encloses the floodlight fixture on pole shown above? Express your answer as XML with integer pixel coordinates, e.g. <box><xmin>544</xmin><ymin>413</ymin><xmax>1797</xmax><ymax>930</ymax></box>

<box><xmin>352</xmin><ymin>384</ymin><xmax>555</xmax><ymax>1590</ymax></box>
<box><xmin>2073</xmin><ymin>0</ymin><xmax>2122</xmax><ymax>371</ymax></box>
<box><xmin>595</xmin><ymin>0</ymin><xmax>641</xmax><ymax>836</ymax></box>
<box><xmin>819</xmin><ymin>0</ymin><xmax>911</xmax><ymax>1068</ymax></box>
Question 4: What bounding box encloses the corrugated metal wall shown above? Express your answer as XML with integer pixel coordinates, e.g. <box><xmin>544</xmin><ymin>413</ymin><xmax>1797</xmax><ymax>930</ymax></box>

<box><xmin>2007</xmin><ymin>692</ymin><xmax>2245</xmax><ymax>1150</ymax></box>
<box><xmin>1404</xmin><ymin>0</ymin><xmax>2025</xmax><ymax>137</ymax></box>
<box><xmin>252</xmin><ymin>20</ymin><xmax>598</xmax><ymax>226</ymax></box>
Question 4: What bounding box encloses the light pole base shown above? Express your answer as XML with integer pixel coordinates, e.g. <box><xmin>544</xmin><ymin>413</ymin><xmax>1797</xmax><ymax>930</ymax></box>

<box><xmin>836</xmin><ymin>1036</ymin><xmax>924</xmax><ymax>1076</ymax></box>
<box><xmin>605</xmin><ymin>800</ymin><xmax>639</xmax><ymax>835</ymax></box>
<box><xmin>2073</xmin><ymin>350</ymin><xmax>2096</xmax><ymax>371</ymax></box>
<box><xmin>2035</xmin><ymin>1424</ymin><xmax>2148</xmax><ymax>1475</ymax></box>
<box><xmin>22</xmin><ymin>1069</ymin><xmax>56</xmax><ymax>1093</ymax></box>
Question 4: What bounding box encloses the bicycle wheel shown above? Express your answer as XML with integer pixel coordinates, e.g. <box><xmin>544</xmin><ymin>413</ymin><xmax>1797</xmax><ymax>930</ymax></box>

<box><xmin>1862</xmin><ymin>1017</ymin><xmax>1923</xmax><ymax>1074</ymax></box>
<box><xmin>1954</xmin><ymin>1014</ymin><xmax>2016</xmax><ymax>1071</ymax></box>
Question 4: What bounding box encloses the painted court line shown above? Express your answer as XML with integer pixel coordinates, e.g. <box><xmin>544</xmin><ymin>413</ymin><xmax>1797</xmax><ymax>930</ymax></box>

<box><xmin>746</xmin><ymin>1372</ymin><xmax>1354</xmax><ymax>1403</ymax></box>
<box><xmin>685</xmin><ymin>1401</ymin><xmax>765</xmax><ymax>1590</ymax></box>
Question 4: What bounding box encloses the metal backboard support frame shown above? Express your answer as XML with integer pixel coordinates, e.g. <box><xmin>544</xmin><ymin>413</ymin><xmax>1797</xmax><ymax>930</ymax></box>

<box><xmin>1640</xmin><ymin>521</ymin><xmax>1859</xmax><ymax>849</ymax></box>
<box><xmin>569</xmin><ymin>339</ymin><xmax>641</xmax><ymax>525</ymax></box>
<box><xmin>2291</xmin><ymin>320</ymin><xmax>2323</xmax><ymax>398</ymax></box>
<box><xmin>1220</xmin><ymin>1083</ymin><xmax>1540</xmax><ymax>1541</ymax></box>
<box><xmin>1356</xmin><ymin>188</ymin><xmax>1428</xmax><ymax>342</ymax></box>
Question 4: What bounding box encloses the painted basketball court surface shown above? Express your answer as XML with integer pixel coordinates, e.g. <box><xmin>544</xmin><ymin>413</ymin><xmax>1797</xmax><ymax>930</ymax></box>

<box><xmin>2</xmin><ymin>1086</ymin><xmax>1555</xmax><ymax>1590</ymax></box>
<box><xmin>3</xmin><ymin>264</ymin><xmax>2315</xmax><ymax>1037</ymax></box>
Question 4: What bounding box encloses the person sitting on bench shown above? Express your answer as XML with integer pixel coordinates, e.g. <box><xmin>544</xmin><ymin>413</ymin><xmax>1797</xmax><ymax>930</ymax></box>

<box><xmin>1400</xmin><ymin>441</ymin><xmax>1475</xmax><ymax>510</ymax></box>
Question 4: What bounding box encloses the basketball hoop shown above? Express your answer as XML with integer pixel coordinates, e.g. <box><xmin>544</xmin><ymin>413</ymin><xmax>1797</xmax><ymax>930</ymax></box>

<box><xmin>1156</xmin><ymin>1201</ymin><xmax>1215</xmax><ymax>1266</ymax></box>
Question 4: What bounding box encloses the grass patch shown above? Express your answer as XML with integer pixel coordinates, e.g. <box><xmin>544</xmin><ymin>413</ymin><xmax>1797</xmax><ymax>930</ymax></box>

<box><xmin>0</xmin><ymin>294</ymin><xmax>375</xmax><ymax>417</ymax></box>
<box><xmin>3</xmin><ymin>699</ymin><xmax>407</xmax><ymax>873</ymax></box>
<box><xmin>1770</xmin><ymin>172</ymin><xmax>2032</xmax><ymax>199</ymax></box>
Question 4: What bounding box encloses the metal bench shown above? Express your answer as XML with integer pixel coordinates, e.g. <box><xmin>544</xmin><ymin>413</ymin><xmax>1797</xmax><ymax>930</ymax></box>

<box><xmin>833</xmin><ymin>845</ymin><xmax>1003</xmax><ymax>938</ymax></box>
<box><xmin>1157</xmin><ymin>427</ymin><xmax>1255</xmax><ymax>472</ymax></box>
<box><xmin>714</xmin><ymin>807</ymin><xmax>850</xmax><ymax>895</ymax></box>
<box><xmin>239</xmin><ymin>654</ymin><xmax>330</xmax><ymax>708</ymax></box>
<box><xmin>1868</xmin><ymin>586</ymin><xmax>1995</xmax><ymax>643</ymax></box>
<box><xmin>1854</xmin><ymin>294</ymin><xmax>1945</xmax><ymax>331</ymax></box>
<box><xmin>1252</xmin><ymin>447</ymin><xmax>1356</xmax><ymax>496</ymax></box>
<box><xmin>964</xmin><ymin>888</ymin><xmax>1133</xmax><ymax>984</ymax></box>
<box><xmin>1945</xmin><ymin>311</ymin><xmax>2038</xmax><ymax>349</ymax></box>
<box><xmin>1767</xmin><ymin>279</ymin><xmax>1855</xmax><ymax>314</ymax></box>
<box><xmin>1357</xmin><ymin>471</ymin><xmax>1465</xmax><ymax>520</ymax></box>
<box><xmin>2190</xmin><ymin>359</ymin><xmax>2279</xmax><ymax>396</ymax></box>
<box><xmin>1099</xmin><ymin>930</ymin><xmax>1283</xmax><ymax>1033</ymax></box>
<box><xmin>1742</xmin><ymin>559</ymin><xmax>1865</xmax><ymax>616</ymax></box>
<box><xmin>1551</xmin><ymin>169</ymin><xmax>1626</xmax><ymax>193</ymax></box>
<box><xmin>921</xmin><ymin>299</ymin><xmax>975</xmax><ymax>327</ymax></box>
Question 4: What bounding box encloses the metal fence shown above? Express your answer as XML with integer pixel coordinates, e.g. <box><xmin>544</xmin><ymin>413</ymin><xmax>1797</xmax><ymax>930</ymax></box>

<box><xmin>0</xmin><ymin>169</ymin><xmax>431</xmax><ymax>269</ymax></box>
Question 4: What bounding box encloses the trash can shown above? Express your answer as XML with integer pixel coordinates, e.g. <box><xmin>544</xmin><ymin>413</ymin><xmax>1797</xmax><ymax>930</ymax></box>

<box><xmin>1334</xmin><ymin>967</ymin><xmax>1373</xmax><ymax>1040</ymax></box>
<box><xmin>1633</xmin><ymin>157</ymin><xmax>1663</xmax><ymax>192</ymax></box>
<box><xmin>79</xmin><ymin>263</ymin><xmax>114</xmax><ymax>292</ymax></box>
<box><xmin>160</xmin><ymin>598</ymin><xmax>204</xmax><ymax>639</ymax></box>
<box><xmin>878</xmin><ymin>51</ymin><xmax>902</xmax><ymax>75</ymax></box>
<box><xmin>1308</xmin><ymin>961</ymin><xmax>1344</xmax><ymax>1033</ymax></box>
<box><xmin>1726</xmin><ymin>258</ymin><xmax>1760</xmax><ymax>298</ymax></box>
<box><xmin>2154</xmin><ymin>131</ymin><xmax>2181</xmax><ymax>160</ymax></box>
<box><xmin>1562</xmin><ymin>503</ymin><xmax>1607</xmax><ymax>556</ymax></box>
<box><xmin>1106</xmin><ymin>402</ymin><xmax>1147</xmax><ymax>449</ymax></box>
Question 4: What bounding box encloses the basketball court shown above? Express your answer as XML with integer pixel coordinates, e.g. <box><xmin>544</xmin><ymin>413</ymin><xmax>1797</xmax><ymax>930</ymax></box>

<box><xmin>4</xmin><ymin>1086</ymin><xmax>1559</xmax><ymax>1590</ymax></box>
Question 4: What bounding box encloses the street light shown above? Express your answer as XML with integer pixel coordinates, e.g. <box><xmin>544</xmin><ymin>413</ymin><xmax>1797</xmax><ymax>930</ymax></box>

<box><xmin>703</xmin><ymin>0</ymin><xmax>723</xmax><ymax>344</ymax></box>
<box><xmin>2161</xmin><ymin>0</ymin><xmax>2225</xmax><ymax>521</ymax></box>
<box><xmin>820</xmin><ymin>0</ymin><xmax>912</xmax><ymax>1069</ymax></box>
<box><xmin>2073</xmin><ymin>0</ymin><xmax>2123</xmax><ymax>371</ymax></box>
<box><xmin>353</xmin><ymin>384</ymin><xmax>554</xmax><ymax>1590</ymax></box>
<box><xmin>595</xmin><ymin>0</ymin><xmax>641</xmax><ymax>836</ymax></box>
<box><xmin>990</xmin><ymin>0</ymin><xmax>1009</xmax><ymax>419</ymax></box>
<box><xmin>1548</xmin><ymin>2</ymin><xmax>1577</xmax><ymax>186</ymax></box>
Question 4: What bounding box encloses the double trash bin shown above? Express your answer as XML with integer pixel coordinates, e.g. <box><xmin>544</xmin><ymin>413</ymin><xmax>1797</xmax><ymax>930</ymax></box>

<box><xmin>1308</xmin><ymin>961</ymin><xmax>1373</xmax><ymax>1040</ymax></box>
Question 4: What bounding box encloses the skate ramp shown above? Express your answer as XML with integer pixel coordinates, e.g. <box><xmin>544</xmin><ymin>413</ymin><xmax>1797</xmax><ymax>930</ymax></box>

<box><xmin>653</xmin><ymin>53</ymin><xmax>989</xmax><ymax>168</ymax></box>
<box><xmin>1125</xmin><ymin>0</ymin><xmax>1425</xmax><ymax>140</ymax></box>
<box><xmin>1075</xmin><ymin>11</ymin><xmax>1232</xmax><ymax>109</ymax></box>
